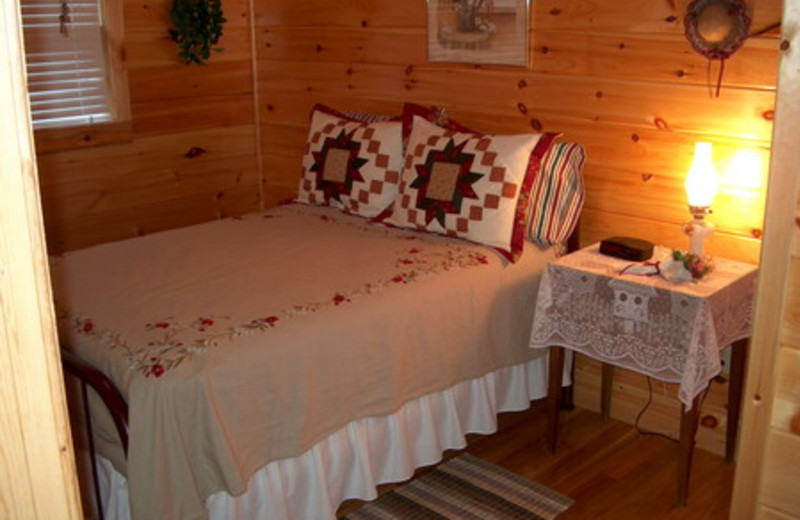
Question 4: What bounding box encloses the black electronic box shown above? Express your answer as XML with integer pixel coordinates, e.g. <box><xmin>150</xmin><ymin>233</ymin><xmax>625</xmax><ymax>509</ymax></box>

<box><xmin>599</xmin><ymin>236</ymin><xmax>654</xmax><ymax>261</ymax></box>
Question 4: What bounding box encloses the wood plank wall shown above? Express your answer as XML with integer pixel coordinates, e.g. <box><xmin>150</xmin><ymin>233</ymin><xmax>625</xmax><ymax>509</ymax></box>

<box><xmin>35</xmin><ymin>0</ymin><xmax>262</xmax><ymax>254</ymax></box>
<box><xmin>1</xmin><ymin>0</ymin><xmax>84</xmax><ymax>515</ymax></box>
<box><xmin>254</xmin><ymin>0</ymin><xmax>782</xmax><ymax>455</ymax></box>
<box><xmin>732</xmin><ymin>1</ymin><xmax>800</xmax><ymax>514</ymax></box>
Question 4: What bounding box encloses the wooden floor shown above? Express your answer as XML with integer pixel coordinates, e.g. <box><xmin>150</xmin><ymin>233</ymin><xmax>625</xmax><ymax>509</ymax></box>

<box><xmin>338</xmin><ymin>400</ymin><xmax>735</xmax><ymax>519</ymax></box>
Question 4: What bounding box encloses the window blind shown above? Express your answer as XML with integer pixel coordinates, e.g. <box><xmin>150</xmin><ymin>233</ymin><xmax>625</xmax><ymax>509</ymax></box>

<box><xmin>21</xmin><ymin>0</ymin><xmax>112</xmax><ymax>130</ymax></box>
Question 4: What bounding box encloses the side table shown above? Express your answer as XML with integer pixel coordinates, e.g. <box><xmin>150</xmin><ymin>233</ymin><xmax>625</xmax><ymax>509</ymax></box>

<box><xmin>530</xmin><ymin>244</ymin><xmax>758</xmax><ymax>507</ymax></box>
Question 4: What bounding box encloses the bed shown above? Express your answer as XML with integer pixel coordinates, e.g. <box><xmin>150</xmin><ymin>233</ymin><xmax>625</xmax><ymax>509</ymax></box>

<box><xmin>51</xmin><ymin>103</ymin><xmax>586</xmax><ymax>520</ymax></box>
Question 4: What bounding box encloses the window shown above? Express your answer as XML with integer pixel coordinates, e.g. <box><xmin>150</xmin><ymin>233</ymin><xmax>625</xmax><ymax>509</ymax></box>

<box><xmin>20</xmin><ymin>0</ymin><xmax>129</xmax><ymax>133</ymax></box>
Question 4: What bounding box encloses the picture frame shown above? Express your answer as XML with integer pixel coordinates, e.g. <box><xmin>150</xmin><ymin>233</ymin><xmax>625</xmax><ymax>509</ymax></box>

<box><xmin>427</xmin><ymin>0</ymin><xmax>530</xmax><ymax>67</ymax></box>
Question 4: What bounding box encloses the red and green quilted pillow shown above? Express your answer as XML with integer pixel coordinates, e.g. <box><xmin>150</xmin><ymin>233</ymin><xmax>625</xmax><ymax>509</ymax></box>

<box><xmin>384</xmin><ymin>115</ymin><xmax>555</xmax><ymax>261</ymax></box>
<box><xmin>297</xmin><ymin>104</ymin><xmax>404</xmax><ymax>218</ymax></box>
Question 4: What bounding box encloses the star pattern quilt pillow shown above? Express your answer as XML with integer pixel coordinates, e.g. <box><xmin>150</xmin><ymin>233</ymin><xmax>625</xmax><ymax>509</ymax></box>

<box><xmin>384</xmin><ymin>115</ymin><xmax>554</xmax><ymax>261</ymax></box>
<box><xmin>297</xmin><ymin>105</ymin><xmax>404</xmax><ymax>218</ymax></box>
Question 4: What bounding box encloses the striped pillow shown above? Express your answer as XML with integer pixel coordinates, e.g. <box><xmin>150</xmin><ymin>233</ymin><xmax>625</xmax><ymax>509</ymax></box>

<box><xmin>526</xmin><ymin>141</ymin><xmax>586</xmax><ymax>247</ymax></box>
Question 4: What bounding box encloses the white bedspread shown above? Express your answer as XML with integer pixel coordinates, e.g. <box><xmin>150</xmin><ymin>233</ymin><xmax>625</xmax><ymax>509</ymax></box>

<box><xmin>50</xmin><ymin>204</ymin><xmax>555</xmax><ymax>520</ymax></box>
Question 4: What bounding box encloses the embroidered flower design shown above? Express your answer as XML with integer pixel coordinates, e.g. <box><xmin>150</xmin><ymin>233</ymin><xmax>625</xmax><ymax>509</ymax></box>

<box><xmin>252</xmin><ymin>316</ymin><xmax>279</xmax><ymax>328</ymax></box>
<box><xmin>62</xmin><ymin>211</ymin><xmax>494</xmax><ymax>380</ymax></box>
<box><xmin>147</xmin><ymin>321</ymin><xmax>174</xmax><ymax>330</ymax></box>
<box><xmin>194</xmin><ymin>317</ymin><xmax>215</xmax><ymax>331</ymax></box>
<box><xmin>81</xmin><ymin>320</ymin><xmax>94</xmax><ymax>334</ymax></box>
<box><xmin>147</xmin><ymin>362</ymin><xmax>165</xmax><ymax>378</ymax></box>
<box><xmin>333</xmin><ymin>293</ymin><xmax>350</xmax><ymax>306</ymax></box>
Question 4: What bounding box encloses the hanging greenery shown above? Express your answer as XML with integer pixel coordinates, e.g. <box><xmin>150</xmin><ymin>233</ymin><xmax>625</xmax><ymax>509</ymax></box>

<box><xmin>168</xmin><ymin>0</ymin><xmax>227</xmax><ymax>65</ymax></box>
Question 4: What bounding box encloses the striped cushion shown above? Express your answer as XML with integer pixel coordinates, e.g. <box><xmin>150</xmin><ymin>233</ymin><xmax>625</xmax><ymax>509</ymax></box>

<box><xmin>526</xmin><ymin>141</ymin><xmax>586</xmax><ymax>247</ymax></box>
<box><xmin>343</xmin><ymin>111</ymin><xmax>396</xmax><ymax>124</ymax></box>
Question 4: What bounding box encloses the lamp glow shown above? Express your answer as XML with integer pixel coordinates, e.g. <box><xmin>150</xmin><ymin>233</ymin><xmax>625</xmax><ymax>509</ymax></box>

<box><xmin>685</xmin><ymin>142</ymin><xmax>719</xmax><ymax>210</ymax></box>
<box><xmin>683</xmin><ymin>142</ymin><xmax>719</xmax><ymax>257</ymax></box>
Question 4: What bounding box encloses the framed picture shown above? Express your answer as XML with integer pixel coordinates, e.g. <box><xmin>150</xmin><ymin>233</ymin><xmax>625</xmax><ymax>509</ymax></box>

<box><xmin>427</xmin><ymin>0</ymin><xmax>530</xmax><ymax>67</ymax></box>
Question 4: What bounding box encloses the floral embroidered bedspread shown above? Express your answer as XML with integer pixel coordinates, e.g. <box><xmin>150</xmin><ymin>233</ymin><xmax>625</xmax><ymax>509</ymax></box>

<box><xmin>49</xmin><ymin>204</ymin><xmax>554</xmax><ymax>520</ymax></box>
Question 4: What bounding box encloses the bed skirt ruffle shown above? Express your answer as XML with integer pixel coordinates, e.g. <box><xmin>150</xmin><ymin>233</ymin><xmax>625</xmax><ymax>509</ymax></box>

<box><xmin>97</xmin><ymin>354</ymin><xmax>570</xmax><ymax>520</ymax></box>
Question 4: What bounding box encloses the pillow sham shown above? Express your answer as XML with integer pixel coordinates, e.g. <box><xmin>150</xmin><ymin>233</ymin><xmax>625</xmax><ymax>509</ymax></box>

<box><xmin>526</xmin><ymin>141</ymin><xmax>586</xmax><ymax>247</ymax></box>
<box><xmin>297</xmin><ymin>104</ymin><xmax>403</xmax><ymax>218</ymax></box>
<box><xmin>401</xmin><ymin>102</ymin><xmax>458</xmax><ymax>146</ymax></box>
<box><xmin>384</xmin><ymin>115</ymin><xmax>555</xmax><ymax>261</ymax></box>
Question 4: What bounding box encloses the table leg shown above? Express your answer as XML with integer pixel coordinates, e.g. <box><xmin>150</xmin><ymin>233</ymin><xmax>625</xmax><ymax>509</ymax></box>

<box><xmin>726</xmin><ymin>338</ymin><xmax>749</xmax><ymax>462</ymax></box>
<box><xmin>601</xmin><ymin>363</ymin><xmax>614</xmax><ymax>421</ymax></box>
<box><xmin>561</xmin><ymin>353</ymin><xmax>576</xmax><ymax>411</ymax></box>
<box><xmin>677</xmin><ymin>394</ymin><xmax>701</xmax><ymax>508</ymax></box>
<box><xmin>546</xmin><ymin>346</ymin><xmax>565</xmax><ymax>455</ymax></box>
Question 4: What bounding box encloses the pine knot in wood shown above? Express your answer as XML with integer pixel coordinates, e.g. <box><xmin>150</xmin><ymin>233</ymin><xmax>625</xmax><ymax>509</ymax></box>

<box><xmin>790</xmin><ymin>409</ymin><xmax>800</xmax><ymax>436</ymax></box>
<box><xmin>654</xmin><ymin>117</ymin><xmax>670</xmax><ymax>130</ymax></box>
<box><xmin>185</xmin><ymin>147</ymin><xmax>207</xmax><ymax>159</ymax></box>
<box><xmin>701</xmin><ymin>415</ymin><xmax>719</xmax><ymax>429</ymax></box>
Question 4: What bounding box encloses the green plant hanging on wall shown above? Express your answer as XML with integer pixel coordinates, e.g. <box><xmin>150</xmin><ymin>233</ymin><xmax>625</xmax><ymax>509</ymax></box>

<box><xmin>168</xmin><ymin>0</ymin><xmax>227</xmax><ymax>65</ymax></box>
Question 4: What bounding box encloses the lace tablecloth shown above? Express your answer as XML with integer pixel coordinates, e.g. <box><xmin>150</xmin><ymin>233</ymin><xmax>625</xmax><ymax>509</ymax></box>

<box><xmin>529</xmin><ymin>244</ymin><xmax>758</xmax><ymax>407</ymax></box>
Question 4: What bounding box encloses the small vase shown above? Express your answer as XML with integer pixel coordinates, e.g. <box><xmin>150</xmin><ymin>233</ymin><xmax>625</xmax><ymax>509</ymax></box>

<box><xmin>458</xmin><ymin>7</ymin><xmax>478</xmax><ymax>32</ymax></box>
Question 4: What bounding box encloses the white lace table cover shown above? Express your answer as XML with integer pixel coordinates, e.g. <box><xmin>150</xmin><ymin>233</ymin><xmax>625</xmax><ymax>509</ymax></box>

<box><xmin>530</xmin><ymin>244</ymin><xmax>758</xmax><ymax>407</ymax></box>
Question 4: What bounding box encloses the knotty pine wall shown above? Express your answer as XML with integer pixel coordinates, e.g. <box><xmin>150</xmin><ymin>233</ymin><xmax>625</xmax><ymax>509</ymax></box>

<box><xmin>256</xmin><ymin>0</ymin><xmax>780</xmax><ymax>265</ymax></box>
<box><xmin>36</xmin><ymin>0</ymin><xmax>262</xmax><ymax>254</ymax></box>
<box><xmin>254</xmin><ymin>0</ymin><xmax>782</xmax><ymax>456</ymax></box>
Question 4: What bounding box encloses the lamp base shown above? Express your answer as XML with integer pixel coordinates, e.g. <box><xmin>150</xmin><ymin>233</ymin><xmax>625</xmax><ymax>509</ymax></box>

<box><xmin>684</xmin><ymin>216</ymin><xmax>715</xmax><ymax>257</ymax></box>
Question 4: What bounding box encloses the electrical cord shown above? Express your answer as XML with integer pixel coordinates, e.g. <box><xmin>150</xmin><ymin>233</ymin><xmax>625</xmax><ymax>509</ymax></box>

<box><xmin>632</xmin><ymin>376</ymin><xmax>710</xmax><ymax>443</ymax></box>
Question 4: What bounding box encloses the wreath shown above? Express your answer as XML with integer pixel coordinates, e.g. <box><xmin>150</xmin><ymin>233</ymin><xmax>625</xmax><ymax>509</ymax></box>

<box><xmin>684</xmin><ymin>0</ymin><xmax>751</xmax><ymax>96</ymax></box>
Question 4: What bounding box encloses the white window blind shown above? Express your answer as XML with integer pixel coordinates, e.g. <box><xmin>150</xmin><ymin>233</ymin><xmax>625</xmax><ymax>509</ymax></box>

<box><xmin>21</xmin><ymin>0</ymin><xmax>112</xmax><ymax>130</ymax></box>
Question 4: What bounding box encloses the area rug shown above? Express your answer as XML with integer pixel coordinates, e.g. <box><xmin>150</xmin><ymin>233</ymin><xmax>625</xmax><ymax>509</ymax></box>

<box><xmin>345</xmin><ymin>453</ymin><xmax>574</xmax><ymax>520</ymax></box>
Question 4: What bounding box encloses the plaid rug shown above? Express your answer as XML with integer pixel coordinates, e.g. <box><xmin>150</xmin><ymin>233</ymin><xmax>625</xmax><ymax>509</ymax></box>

<box><xmin>345</xmin><ymin>454</ymin><xmax>574</xmax><ymax>520</ymax></box>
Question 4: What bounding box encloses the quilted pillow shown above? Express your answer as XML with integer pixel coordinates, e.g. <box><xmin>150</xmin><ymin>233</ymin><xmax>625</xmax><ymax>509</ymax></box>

<box><xmin>297</xmin><ymin>104</ymin><xmax>403</xmax><ymax>218</ymax></box>
<box><xmin>384</xmin><ymin>115</ymin><xmax>555</xmax><ymax>261</ymax></box>
<box><xmin>526</xmin><ymin>141</ymin><xmax>586</xmax><ymax>247</ymax></box>
<box><xmin>401</xmin><ymin>102</ymin><xmax>450</xmax><ymax>144</ymax></box>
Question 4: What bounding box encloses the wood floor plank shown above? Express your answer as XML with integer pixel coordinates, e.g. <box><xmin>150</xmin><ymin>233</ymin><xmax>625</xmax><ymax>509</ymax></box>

<box><xmin>339</xmin><ymin>401</ymin><xmax>734</xmax><ymax>519</ymax></box>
